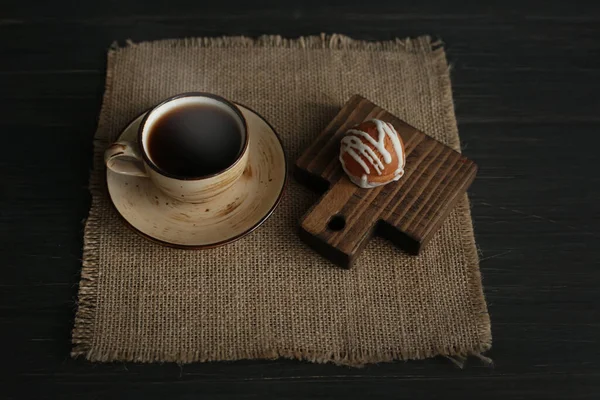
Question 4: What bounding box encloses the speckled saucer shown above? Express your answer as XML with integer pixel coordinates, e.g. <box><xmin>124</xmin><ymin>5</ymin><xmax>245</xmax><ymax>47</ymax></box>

<box><xmin>107</xmin><ymin>104</ymin><xmax>287</xmax><ymax>248</ymax></box>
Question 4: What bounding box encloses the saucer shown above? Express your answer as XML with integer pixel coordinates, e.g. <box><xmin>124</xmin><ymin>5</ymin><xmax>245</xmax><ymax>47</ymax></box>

<box><xmin>107</xmin><ymin>104</ymin><xmax>287</xmax><ymax>248</ymax></box>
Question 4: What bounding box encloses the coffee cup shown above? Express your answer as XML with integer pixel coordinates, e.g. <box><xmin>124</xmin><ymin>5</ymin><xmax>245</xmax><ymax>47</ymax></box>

<box><xmin>104</xmin><ymin>92</ymin><xmax>249</xmax><ymax>203</ymax></box>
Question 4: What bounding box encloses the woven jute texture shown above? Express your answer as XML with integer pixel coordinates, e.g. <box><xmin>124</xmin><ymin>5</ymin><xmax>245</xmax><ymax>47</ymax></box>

<box><xmin>73</xmin><ymin>34</ymin><xmax>491</xmax><ymax>366</ymax></box>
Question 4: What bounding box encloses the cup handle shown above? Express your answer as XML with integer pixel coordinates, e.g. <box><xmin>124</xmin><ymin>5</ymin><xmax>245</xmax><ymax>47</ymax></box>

<box><xmin>104</xmin><ymin>141</ymin><xmax>148</xmax><ymax>177</ymax></box>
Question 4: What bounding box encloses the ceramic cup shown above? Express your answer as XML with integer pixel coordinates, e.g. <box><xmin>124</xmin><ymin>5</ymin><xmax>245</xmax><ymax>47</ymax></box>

<box><xmin>104</xmin><ymin>93</ymin><xmax>249</xmax><ymax>203</ymax></box>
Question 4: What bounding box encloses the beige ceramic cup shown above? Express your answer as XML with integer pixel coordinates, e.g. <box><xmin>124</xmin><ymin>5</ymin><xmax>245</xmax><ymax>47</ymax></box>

<box><xmin>104</xmin><ymin>93</ymin><xmax>249</xmax><ymax>203</ymax></box>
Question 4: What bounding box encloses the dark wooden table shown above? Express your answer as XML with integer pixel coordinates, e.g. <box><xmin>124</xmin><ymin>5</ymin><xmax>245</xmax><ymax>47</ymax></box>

<box><xmin>2</xmin><ymin>1</ymin><xmax>599</xmax><ymax>398</ymax></box>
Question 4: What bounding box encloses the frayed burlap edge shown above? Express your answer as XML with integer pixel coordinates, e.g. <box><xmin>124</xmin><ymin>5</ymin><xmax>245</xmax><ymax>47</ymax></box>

<box><xmin>115</xmin><ymin>33</ymin><xmax>438</xmax><ymax>52</ymax></box>
<box><xmin>72</xmin><ymin>34</ymin><xmax>492</xmax><ymax>367</ymax></box>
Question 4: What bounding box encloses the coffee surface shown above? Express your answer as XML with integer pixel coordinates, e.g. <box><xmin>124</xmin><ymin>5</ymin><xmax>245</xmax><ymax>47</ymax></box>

<box><xmin>147</xmin><ymin>103</ymin><xmax>243</xmax><ymax>177</ymax></box>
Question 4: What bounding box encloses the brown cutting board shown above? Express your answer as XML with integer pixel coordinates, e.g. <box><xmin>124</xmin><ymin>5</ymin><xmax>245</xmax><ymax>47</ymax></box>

<box><xmin>295</xmin><ymin>95</ymin><xmax>477</xmax><ymax>268</ymax></box>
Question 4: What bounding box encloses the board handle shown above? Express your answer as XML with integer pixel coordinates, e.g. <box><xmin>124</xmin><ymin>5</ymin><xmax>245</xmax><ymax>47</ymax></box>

<box><xmin>299</xmin><ymin>178</ymin><xmax>371</xmax><ymax>268</ymax></box>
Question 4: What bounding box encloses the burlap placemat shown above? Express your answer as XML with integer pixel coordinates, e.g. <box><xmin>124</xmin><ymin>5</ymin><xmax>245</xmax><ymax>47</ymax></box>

<box><xmin>73</xmin><ymin>34</ymin><xmax>491</xmax><ymax>366</ymax></box>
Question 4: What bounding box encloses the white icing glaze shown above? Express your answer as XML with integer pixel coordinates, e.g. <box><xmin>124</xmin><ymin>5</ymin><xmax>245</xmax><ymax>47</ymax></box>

<box><xmin>345</xmin><ymin>130</ymin><xmax>385</xmax><ymax>173</ymax></box>
<box><xmin>339</xmin><ymin>119</ymin><xmax>406</xmax><ymax>188</ymax></box>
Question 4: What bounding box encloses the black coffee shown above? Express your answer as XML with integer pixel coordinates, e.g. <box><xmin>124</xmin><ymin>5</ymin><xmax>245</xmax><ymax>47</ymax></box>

<box><xmin>147</xmin><ymin>103</ymin><xmax>243</xmax><ymax>177</ymax></box>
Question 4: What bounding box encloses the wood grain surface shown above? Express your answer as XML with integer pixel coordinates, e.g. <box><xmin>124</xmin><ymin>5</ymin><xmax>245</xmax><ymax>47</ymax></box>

<box><xmin>1</xmin><ymin>0</ymin><xmax>599</xmax><ymax>399</ymax></box>
<box><xmin>296</xmin><ymin>95</ymin><xmax>477</xmax><ymax>267</ymax></box>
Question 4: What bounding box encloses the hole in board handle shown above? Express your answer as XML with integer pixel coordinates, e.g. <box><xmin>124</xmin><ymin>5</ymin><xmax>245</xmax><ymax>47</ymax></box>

<box><xmin>327</xmin><ymin>215</ymin><xmax>346</xmax><ymax>231</ymax></box>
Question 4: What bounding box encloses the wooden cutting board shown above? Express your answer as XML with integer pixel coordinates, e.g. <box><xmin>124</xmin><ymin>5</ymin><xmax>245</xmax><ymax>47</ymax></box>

<box><xmin>295</xmin><ymin>95</ymin><xmax>477</xmax><ymax>268</ymax></box>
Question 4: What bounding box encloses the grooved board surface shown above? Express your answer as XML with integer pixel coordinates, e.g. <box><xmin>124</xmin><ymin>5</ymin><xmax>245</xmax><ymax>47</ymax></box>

<box><xmin>296</xmin><ymin>95</ymin><xmax>477</xmax><ymax>267</ymax></box>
